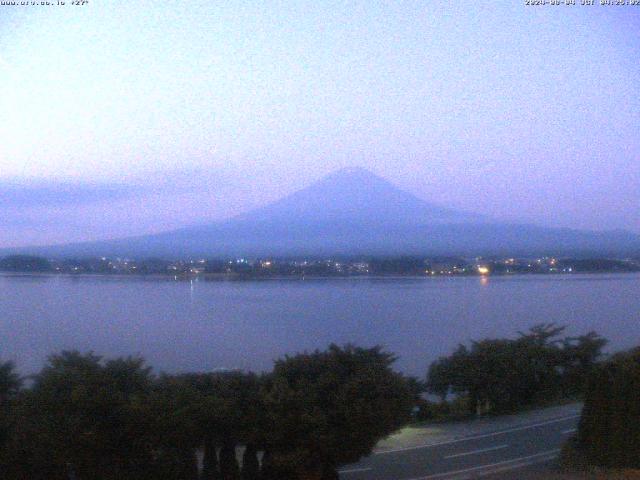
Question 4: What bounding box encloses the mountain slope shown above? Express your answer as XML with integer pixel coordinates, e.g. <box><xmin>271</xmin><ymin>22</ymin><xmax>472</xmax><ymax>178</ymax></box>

<box><xmin>232</xmin><ymin>167</ymin><xmax>478</xmax><ymax>226</ymax></box>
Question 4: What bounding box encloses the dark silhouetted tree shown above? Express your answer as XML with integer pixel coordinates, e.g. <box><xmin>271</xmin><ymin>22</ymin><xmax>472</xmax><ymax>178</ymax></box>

<box><xmin>578</xmin><ymin>347</ymin><xmax>640</xmax><ymax>469</ymax></box>
<box><xmin>263</xmin><ymin>344</ymin><xmax>414</xmax><ymax>479</ymax></box>
<box><xmin>4</xmin><ymin>351</ymin><xmax>157</xmax><ymax>480</ymax></box>
<box><xmin>0</xmin><ymin>360</ymin><xmax>21</xmax><ymax>471</ymax></box>
<box><xmin>427</xmin><ymin>324</ymin><xmax>606</xmax><ymax>415</ymax></box>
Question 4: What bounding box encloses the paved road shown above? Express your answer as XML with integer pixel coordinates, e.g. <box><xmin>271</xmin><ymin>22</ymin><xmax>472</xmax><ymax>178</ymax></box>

<box><xmin>339</xmin><ymin>410</ymin><xmax>580</xmax><ymax>480</ymax></box>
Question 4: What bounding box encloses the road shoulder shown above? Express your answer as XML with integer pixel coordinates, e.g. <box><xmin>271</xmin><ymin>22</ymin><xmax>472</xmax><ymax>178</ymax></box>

<box><xmin>375</xmin><ymin>403</ymin><xmax>583</xmax><ymax>454</ymax></box>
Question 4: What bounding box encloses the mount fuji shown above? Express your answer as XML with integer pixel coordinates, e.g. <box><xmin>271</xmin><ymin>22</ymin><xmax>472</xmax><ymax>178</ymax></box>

<box><xmin>11</xmin><ymin>167</ymin><xmax>640</xmax><ymax>258</ymax></box>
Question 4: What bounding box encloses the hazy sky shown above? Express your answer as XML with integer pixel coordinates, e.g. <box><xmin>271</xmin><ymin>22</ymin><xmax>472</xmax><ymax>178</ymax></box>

<box><xmin>1</xmin><ymin>2</ymin><xmax>639</xmax><ymax>247</ymax></box>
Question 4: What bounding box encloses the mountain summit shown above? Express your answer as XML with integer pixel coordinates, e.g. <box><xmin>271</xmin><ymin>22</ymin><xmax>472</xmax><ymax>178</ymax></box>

<box><xmin>233</xmin><ymin>167</ymin><xmax>477</xmax><ymax>226</ymax></box>
<box><xmin>11</xmin><ymin>167</ymin><xmax>640</xmax><ymax>258</ymax></box>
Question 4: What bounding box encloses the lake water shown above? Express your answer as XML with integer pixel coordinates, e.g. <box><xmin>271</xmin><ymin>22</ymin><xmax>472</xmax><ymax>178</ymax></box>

<box><xmin>1</xmin><ymin>273</ymin><xmax>638</xmax><ymax>377</ymax></box>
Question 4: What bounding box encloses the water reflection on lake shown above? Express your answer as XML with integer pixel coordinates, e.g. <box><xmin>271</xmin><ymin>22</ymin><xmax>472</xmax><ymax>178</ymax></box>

<box><xmin>0</xmin><ymin>273</ymin><xmax>638</xmax><ymax>376</ymax></box>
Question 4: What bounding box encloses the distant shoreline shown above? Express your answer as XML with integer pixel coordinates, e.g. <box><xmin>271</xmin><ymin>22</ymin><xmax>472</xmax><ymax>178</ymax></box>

<box><xmin>1</xmin><ymin>270</ymin><xmax>639</xmax><ymax>282</ymax></box>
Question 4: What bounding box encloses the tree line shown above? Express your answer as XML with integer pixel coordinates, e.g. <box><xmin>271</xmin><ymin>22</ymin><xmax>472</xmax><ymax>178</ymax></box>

<box><xmin>0</xmin><ymin>345</ymin><xmax>415</xmax><ymax>480</ymax></box>
<box><xmin>0</xmin><ymin>325</ymin><xmax>617</xmax><ymax>479</ymax></box>
<box><xmin>426</xmin><ymin>324</ymin><xmax>607</xmax><ymax>415</ymax></box>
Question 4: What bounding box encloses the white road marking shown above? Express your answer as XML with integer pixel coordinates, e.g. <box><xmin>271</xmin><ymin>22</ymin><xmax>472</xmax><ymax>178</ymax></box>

<box><xmin>444</xmin><ymin>444</ymin><xmax>508</xmax><ymax>459</ymax></box>
<box><xmin>562</xmin><ymin>428</ymin><xmax>577</xmax><ymax>434</ymax></box>
<box><xmin>375</xmin><ymin>414</ymin><xmax>580</xmax><ymax>455</ymax></box>
<box><xmin>405</xmin><ymin>449</ymin><xmax>561</xmax><ymax>480</ymax></box>
<box><xmin>338</xmin><ymin>466</ymin><xmax>372</xmax><ymax>474</ymax></box>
